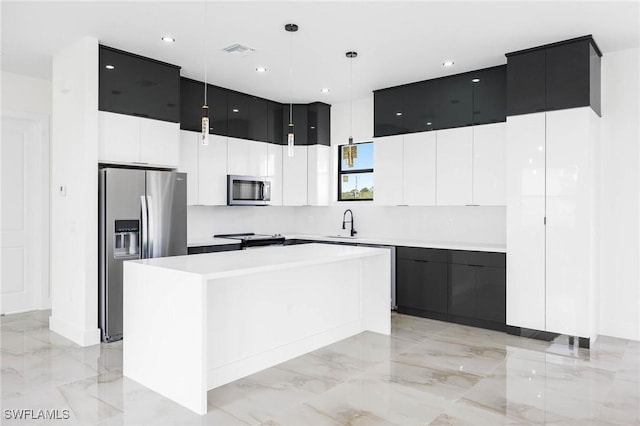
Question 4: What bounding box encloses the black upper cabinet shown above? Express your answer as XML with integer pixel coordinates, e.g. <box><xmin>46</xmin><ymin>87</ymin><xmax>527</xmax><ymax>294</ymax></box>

<box><xmin>283</xmin><ymin>104</ymin><xmax>308</xmax><ymax>146</ymax></box>
<box><xmin>506</xmin><ymin>35</ymin><xmax>601</xmax><ymax>116</ymax></box>
<box><xmin>545</xmin><ymin>41</ymin><xmax>590</xmax><ymax>112</ymax></box>
<box><xmin>506</xmin><ymin>50</ymin><xmax>546</xmax><ymax>116</ymax></box>
<box><xmin>248</xmin><ymin>96</ymin><xmax>268</xmax><ymax>142</ymax></box>
<box><xmin>307</xmin><ymin>102</ymin><xmax>331</xmax><ymax>146</ymax></box>
<box><xmin>267</xmin><ymin>101</ymin><xmax>284</xmax><ymax>144</ymax></box>
<box><xmin>180</xmin><ymin>77</ymin><xmax>227</xmax><ymax>135</ymax></box>
<box><xmin>227</xmin><ymin>92</ymin><xmax>250</xmax><ymax>139</ymax></box>
<box><xmin>374</xmin><ymin>87</ymin><xmax>406</xmax><ymax>137</ymax></box>
<box><xmin>374</xmin><ymin>66</ymin><xmax>506</xmax><ymax>136</ymax></box>
<box><xmin>403</xmin><ymin>80</ymin><xmax>438</xmax><ymax>133</ymax></box>
<box><xmin>99</xmin><ymin>45</ymin><xmax>180</xmax><ymax>122</ymax></box>
<box><xmin>472</xmin><ymin>66</ymin><xmax>507</xmax><ymax>125</ymax></box>
<box><xmin>436</xmin><ymin>73</ymin><xmax>474</xmax><ymax>130</ymax></box>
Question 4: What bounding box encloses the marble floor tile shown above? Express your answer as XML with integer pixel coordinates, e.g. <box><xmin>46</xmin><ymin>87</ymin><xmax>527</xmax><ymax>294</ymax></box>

<box><xmin>1</xmin><ymin>310</ymin><xmax>639</xmax><ymax>426</ymax></box>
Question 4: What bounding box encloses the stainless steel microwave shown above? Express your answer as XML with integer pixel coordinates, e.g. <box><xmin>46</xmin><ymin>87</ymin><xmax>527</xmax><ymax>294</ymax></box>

<box><xmin>227</xmin><ymin>175</ymin><xmax>271</xmax><ymax>206</ymax></box>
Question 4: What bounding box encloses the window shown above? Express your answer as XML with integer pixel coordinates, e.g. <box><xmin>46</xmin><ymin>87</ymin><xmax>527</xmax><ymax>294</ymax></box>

<box><xmin>338</xmin><ymin>142</ymin><xmax>374</xmax><ymax>201</ymax></box>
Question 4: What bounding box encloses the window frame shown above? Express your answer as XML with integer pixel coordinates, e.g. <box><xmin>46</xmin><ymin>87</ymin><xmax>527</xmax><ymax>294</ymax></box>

<box><xmin>337</xmin><ymin>141</ymin><xmax>374</xmax><ymax>202</ymax></box>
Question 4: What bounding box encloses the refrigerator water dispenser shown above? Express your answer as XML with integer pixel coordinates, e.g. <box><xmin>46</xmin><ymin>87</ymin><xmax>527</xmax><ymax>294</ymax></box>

<box><xmin>114</xmin><ymin>219</ymin><xmax>139</xmax><ymax>257</ymax></box>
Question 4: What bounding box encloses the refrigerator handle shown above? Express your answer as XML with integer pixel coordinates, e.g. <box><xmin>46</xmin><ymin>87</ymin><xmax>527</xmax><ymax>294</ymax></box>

<box><xmin>146</xmin><ymin>195</ymin><xmax>154</xmax><ymax>258</ymax></box>
<box><xmin>140</xmin><ymin>195</ymin><xmax>148</xmax><ymax>259</ymax></box>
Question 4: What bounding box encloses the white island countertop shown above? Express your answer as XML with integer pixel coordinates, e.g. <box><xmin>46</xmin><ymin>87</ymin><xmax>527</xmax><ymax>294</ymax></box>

<box><xmin>124</xmin><ymin>243</ymin><xmax>391</xmax><ymax>415</ymax></box>
<box><xmin>132</xmin><ymin>243</ymin><xmax>389</xmax><ymax>279</ymax></box>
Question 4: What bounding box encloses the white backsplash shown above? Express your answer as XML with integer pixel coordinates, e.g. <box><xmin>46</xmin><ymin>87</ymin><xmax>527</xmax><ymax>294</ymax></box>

<box><xmin>188</xmin><ymin>205</ymin><xmax>506</xmax><ymax>245</ymax></box>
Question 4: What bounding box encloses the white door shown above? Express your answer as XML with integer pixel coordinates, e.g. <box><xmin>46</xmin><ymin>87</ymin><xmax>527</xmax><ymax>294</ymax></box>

<box><xmin>436</xmin><ymin>127</ymin><xmax>473</xmax><ymax>205</ymax></box>
<box><xmin>373</xmin><ymin>135</ymin><xmax>404</xmax><ymax>206</ymax></box>
<box><xmin>1</xmin><ymin>113</ymin><xmax>50</xmax><ymax>314</ymax></box>
<box><xmin>403</xmin><ymin>131</ymin><xmax>437</xmax><ymax>206</ymax></box>
<box><xmin>505</xmin><ymin>112</ymin><xmax>546</xmax><ymax>331</ymax></box>
<box><xmin>473</xmin><ymin>122</ymin><xmax>507</xmax><ymax>205</ymax></box>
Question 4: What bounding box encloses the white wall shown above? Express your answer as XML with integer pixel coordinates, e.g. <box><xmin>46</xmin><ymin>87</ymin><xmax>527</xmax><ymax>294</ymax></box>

<box><xmin>599</xmin><ymin>48</ymin><xmax>640</xmax><ymax>341</ymax></box>
<box><xmin>1</xmin><ymin>72</ymin><xmax>52</xmax><ymax>310</ymax></box>
<box><xmin>1</xmin><ymin>71</ymin><xmax>52</xmax><ymax>115</ymax></box>
<box><xmin>49</xmin><ymin>37</ymin><xmax>101</xmax><ymax>347</ymax></box>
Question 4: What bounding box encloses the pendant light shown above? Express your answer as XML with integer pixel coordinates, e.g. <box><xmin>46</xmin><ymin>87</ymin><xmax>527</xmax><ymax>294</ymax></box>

<box><xmin>285</xmin><ymin>23</ymin><xmax>298</xmax><ymax>157</ymax></box>
<box><xmin>201</xmin><ymin>0</ymin><xmax>210</xmax><ymax>146</ymax></box>
<box><xmin>346</xmin><ymin>51</ymin><xmax>357</xmax><ymax>145</ymax></box>
<box><xmin>345</xmin><ymin>51</ymin><xmax>357</xmax><ymax>167</ymax></box>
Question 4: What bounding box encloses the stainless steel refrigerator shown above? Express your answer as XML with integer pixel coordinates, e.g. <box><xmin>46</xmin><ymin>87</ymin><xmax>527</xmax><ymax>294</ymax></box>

<box><xmin>99</xmin><ymin>168</ymin><xmax>187</xmax><ymax>342</ymax></box>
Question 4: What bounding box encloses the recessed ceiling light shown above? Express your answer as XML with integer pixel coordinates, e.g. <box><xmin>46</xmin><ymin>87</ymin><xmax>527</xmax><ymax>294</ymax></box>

<box><xmin>162</xmin><ymin>36</ymin><xmax>175</xmax><ymax>43</ymax></box>
<box><xmin>232</xmin><ymin>108</ymin><xmax>239</xmax><ymax>113</ymax></box>
<box><xmin>442</xmin><ymin>60</ymin><xmax>454</xmax><ymax>67</ymax></box>
<box><xmin>105</xmin><ymin>64</ymin><xmax>115</xmax><ymax>70</ymax></box>
<box><xmin>320</xmin><ymin>88</ymin><xmax>330</xmax><ymax>93</ymax></box>
<box><xmin>256</xmin><ymin>66</ymin><xmax>267</xmax><ymax>73</ymax></box>
<box><xmin>472</xmin><ymin>78</ymin><xmax>480</xmax><ymax>83</ymax></box>
<box><xmin>395</xmin><ymin>112</ymin><xmax>403</xmax><ymax>116</ymax></box>
<box><xmin>426</xmin><ymin>122</ymin><xmax>432</xmax><ymax>126</ymax></box>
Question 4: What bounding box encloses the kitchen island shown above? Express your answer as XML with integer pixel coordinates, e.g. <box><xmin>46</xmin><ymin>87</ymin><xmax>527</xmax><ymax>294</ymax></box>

<box><xmin>122</xmin><ymin>243</ymin><xmax>391</xmax><ymax>415</ymax></box>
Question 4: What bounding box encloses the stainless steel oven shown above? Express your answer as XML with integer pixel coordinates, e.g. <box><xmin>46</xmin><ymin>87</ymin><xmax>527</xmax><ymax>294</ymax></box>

<box><xmin>227</xmin><ymin>175</ymin><xmax>271</xmax><ymax>206</ymax></box>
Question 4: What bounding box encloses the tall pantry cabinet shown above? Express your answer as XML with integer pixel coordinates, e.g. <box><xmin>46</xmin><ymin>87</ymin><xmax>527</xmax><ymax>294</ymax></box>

<box><xmin>505</xmin><ymin>36</ymin><xmax>601</xmax><ymax>347</ymax></box>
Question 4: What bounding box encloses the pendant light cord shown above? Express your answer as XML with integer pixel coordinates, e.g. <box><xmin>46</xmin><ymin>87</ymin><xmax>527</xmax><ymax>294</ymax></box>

<box><xmin>349</xmin><ymin>54</ymin><xmax>353</xmax><ymax>140</ymax></box>
<box><xmin>204</xmin><ymin>0</ymin><xmax>208</xmax><ymax>105</ymax></box>
<box><xmin>289</xmin><ymin>30</ymin><xmax>293</xmax><ymax>124</ymax></box>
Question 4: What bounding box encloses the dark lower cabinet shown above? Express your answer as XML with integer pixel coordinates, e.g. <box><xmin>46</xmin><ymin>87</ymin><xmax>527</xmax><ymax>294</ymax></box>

<box><xmin>187</xmin><ymin>244</ymin><xmax>241</xmax><ymax>254</ymax></box>
<box><xmin>449</xmin><ymin>264</ymin><xmax>476</xmax><ymax>318</ymax></box>
<box><xmin>396</xmin><ymin>246</ymin><xmax>506</xmax><ymax>332</ymax></box>
<box><xmin>397</xmin><ymin>258</ymin><xmax>448</xmax><ymax>315</ymax></box>
<box><xmin>476</xmin><ymin>266</ymin><xmax>506</xmax><ymax>323</ymax></box>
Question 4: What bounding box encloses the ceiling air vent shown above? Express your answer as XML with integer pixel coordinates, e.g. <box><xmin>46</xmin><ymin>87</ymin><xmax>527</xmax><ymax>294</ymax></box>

<box><xmin>222</xmin><ymin>43</ymin><xmax>255</xmax><ymax>56</ymax></box>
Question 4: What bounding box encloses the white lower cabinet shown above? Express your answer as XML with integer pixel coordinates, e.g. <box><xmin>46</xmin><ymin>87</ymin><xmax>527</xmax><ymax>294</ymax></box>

<box><xmin>99</xmin><ymin>111</ymin><xmax>179</xmax><ymax>168</ymax></box>
<box><xmin>282</xmin><ymin>146</ymin><xmax>308</xmax><ymax>206</ymax></box>
<box><xmin>267</xmin><ymin>144</ymin><xmax>283</xmax><ymax>206</ymax></box>
<box><xmin>472</xmin><ymin>122</ymin><xmax>506</xmax><ymax>205</ymax></box>
<box><xmin>179</xmin><ymin>131</ymin><xmax>227</xmax><ymax>206</ymax></box>
<box><xmin>307</xmin><ymin>145</ymin><xmax>330</xmax><ymax>206</ymax></box>
<box><xmin>506</xmin><ymin>107</ymin><xmax>599</xmax><ymax>340</ymax></box>
<box><xmin>403</xmin><ymin>132</ymin><xmax>436</xmax><ymax>206</ymax></box>
<box><xmin>373</xmin><ymin>135</ymin><xmax>404</xmax><ymax>206</ymax></box>
<box><xmin>436</xmin><ymin>127</ymin><xmax>473</xmax><ymax>206</ymax></box>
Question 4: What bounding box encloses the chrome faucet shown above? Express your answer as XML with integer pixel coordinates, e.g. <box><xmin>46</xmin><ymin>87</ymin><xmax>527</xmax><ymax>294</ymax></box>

<box><xmin>342</xmin><ymin>209</ymin><xmax>357</xmax><ymax>237</ymax></box>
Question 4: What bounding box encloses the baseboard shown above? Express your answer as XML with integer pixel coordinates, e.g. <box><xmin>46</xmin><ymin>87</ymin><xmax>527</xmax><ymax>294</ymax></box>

<box><xmin>49</xmin><ymin>315</ymin><xmax>101</xmax><ymax>347</ymax></box>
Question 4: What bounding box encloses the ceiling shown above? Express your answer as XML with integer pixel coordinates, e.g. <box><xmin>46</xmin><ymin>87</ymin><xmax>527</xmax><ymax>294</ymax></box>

<box><xmin>1</xmin><ymin>1</ymin><xmax>638</xmax><ymax>104</ymax></box>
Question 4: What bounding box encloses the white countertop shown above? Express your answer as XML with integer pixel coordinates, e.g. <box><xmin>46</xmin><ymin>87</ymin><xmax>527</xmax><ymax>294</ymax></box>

<box><xmin>285</xmin><ymin>234</ymin><xmax>506</xmax><ymax>253</ymax></box>
<box><xmin>131</xmin><ymin>243</ymin><xmax>389</xmax><ymax>280</ymax></box>
<box><xmin>187</xmin><ymin>236</ymin><xmax>241</xmax><ymax>247</ymax></box>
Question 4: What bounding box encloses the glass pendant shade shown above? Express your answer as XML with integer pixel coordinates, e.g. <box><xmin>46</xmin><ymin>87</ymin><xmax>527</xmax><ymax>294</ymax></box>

<box><xmin>201</xmin><ymin>105</ymin><xmax>209</xmax><ymax>146</ymax></box>
<box><xmin>287</xmin><ymin>127</ymin><xmax>295</xmax><ymax>157</ymax></box>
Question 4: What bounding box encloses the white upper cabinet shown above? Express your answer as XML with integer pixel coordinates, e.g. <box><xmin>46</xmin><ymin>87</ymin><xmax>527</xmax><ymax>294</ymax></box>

<box><xmin>267</xmin><ymin>144</ymin><xmax>283</xmax><ymax>206</ymax></box>
<box><xmin>198</xmin><ymin>134</ymin><xmax>228</xmax><ymax>206</ymax></box>
<box><xmin>179</xmin><ymin>131</ymin><xmax>199</xmax><ymax>206</ymax></box>
<box><xmin>505</xmin><ymin>112</ymin><xmax>546</xmax><ymax>332</ymax></box>
<box><xmin>403</xmin><ymin>131</ymin><xmax>436</xmax><ymax>206</ymax></box>
<box><xmin>307</xmin><ymin>145</ymin><xmax>330</xmax><ymax>206</ymax></box>
<box><xmin>99</xmin><ymin>111</ymin><xmax>141</xmax><ymax>164</ymax></box>
<box><xmin>227</xmin><ymin>137</ymin><xmax>268</xmax><ymax>177</ymax></box>
<box><xmin>179</xmin><ymin>131</ymin><xmax>228</xmax><ymax>206</ymax></box>
<box><xmin>282</xmin><ymin>146</ymin><xmax>308</xmax><ymax>206</ymax></box>
<box><xmin>436</xmin><ymin>127</ymin><xmax>473</xmax><ymax>206</ymax></box>
<box><xmin>99</xmin><ymin>111</ymin><xmax>179</xmax><ymax>167</ymax></box>
<box><xmin>373</xmin><ymin>135</ymin><xmax>404</xmax><ymax>206</ymax></box>
<box><xmin>472</xmin><ymin>123</ymin><xmax>507</xmax><ymax>205</ymax></box>
<box><xmin>139</xmin><ymin>118</ymin><xmax>180</xmax><ymax>168</ymax></box>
